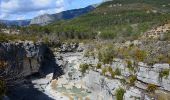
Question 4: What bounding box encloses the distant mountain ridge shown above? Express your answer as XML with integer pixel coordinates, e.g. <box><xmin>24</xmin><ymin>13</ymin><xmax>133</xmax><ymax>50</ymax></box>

<box><xmin>0</xmin><ymin>5</ymin><xmax>95</xmax><ymax>26</ymax></box>
<box><xmin>0</xmin><ymin>20</ymin><xmax>31</xmax><ymax>26</ymax></box>
<box><xmin>30</xmin><ymin>6</ymin><xmax>95</xmax><ymax>26</ymax></box>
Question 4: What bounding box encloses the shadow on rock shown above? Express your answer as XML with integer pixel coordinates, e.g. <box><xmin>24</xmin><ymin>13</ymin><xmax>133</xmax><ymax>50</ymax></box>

<box><xmin>7</xmin><ymin>82</ymin><xmax>55</xmax><ymax>100</ymax></box>
<box><xmin>3</xmin><ymin>45</ymin><xmax>64</xmax><ymax>100</ymax></box>
<box><xmin>39</xmin><ymin>45</ymin><xmax>64</xmax><ymax>78</ymax></box>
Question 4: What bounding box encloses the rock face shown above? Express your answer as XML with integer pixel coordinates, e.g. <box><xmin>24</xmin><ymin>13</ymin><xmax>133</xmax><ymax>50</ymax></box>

<box><xmin>0</xmin><ymin>41</ymin><xmax>62</xmax><ymax>77</ymax></box>
<box><xmin>111</xmin><ymin>58</ymin><xmax>132</xmax><ymax>77</ymax></box>
<box><xmin>0</xmin><ymin>41</ymin><xmax>65</xmax><ymax>100</ymax></box>
<box><xmin>137</xmin><ymin>63</ymin><xmax>170</xmax><ymax>91</ymax></box>
<box><xmin>59</xmin><ymin>42</ymin><xmax>79</xmax><ymax>52</ymax></box>
<box><xmin>30</xmin><ymin>14</ymin><xmax>56</xmax><ymax>26</ymax></box>
<box><xmin>30</xmin><ymin>6</ymin><xmax>95</xmax><ymax>25</ymax></box>
<box><xmin>84</xmin><ymin>70</ymin><xmax>122</xmax><ymax>100</ymax></box>
<box><xmin>124</xmin><ymin>87</ymin><xmax>143</xmax><ymax>100</ymax></box>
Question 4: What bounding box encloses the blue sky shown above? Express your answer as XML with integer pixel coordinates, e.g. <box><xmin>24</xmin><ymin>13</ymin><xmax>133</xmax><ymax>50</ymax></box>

<box><xmin>0</xmin><ymin>0</ymin><xmax>103</xmax><ymax>20</ymax></box>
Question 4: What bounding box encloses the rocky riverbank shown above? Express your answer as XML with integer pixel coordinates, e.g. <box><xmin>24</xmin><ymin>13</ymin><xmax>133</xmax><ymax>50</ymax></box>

<box><xmin>39</xmin><ymin>42</ymin><xmax>170</xmax><ymax>100</ymax></box>
<box><xmin>32</xmin><ymin>51</ymin><xmax>170</xmax><ymax>100</ymax></box>
<box><xmin>1</xmin><ymin>41</ymin><xmax>170</xmax><ymax>100</ymax></box>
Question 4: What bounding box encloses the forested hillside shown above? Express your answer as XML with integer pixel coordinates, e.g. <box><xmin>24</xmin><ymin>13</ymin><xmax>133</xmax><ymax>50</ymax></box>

<box><xmin>1</xmin><ymin>0</ymin><xmax>170</xmax><ymax>41</ymax></box>
<box><xmin>46</xmin><ymin>0</ymin><xmax>170</xmax><ymax>40</ymax></box>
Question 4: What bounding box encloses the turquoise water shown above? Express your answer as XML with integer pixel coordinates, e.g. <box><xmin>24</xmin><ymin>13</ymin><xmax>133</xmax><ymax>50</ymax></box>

<box><xmin>56</xmin><ymin>86</ymin><xmax>90</xmax><ymax>97</ymax></box>
<box><xmin>56</xmin><ymin>58</ymin><xmax>90</xmax><ymax>98</ymax></box>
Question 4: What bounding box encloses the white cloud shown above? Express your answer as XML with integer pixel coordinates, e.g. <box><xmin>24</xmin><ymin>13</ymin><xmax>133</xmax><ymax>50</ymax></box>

<box><xmin>17</xmin><ymin>16</ymin><xmax>25</xmax><ymax>20</ymax></box>
<box><xmin>0</xmin><ymin>0</ymin><xmax>66</xmax><ymax>20</ymax></box>
<box><xmin>1</xmin><ymin>0</ymin><xmax>64</xmax><ymax>14</ymax></box>
<box><xmin>37</xmin><ymin>7</ymin><xmax>64</xmax><ymax>16</ymax></box>
<box><xmin>37</xmin><ymin>10</ymin><xmax>48</xmax><ymax>15</ymax></box>
<box><xmin>0</xmin><ymin>13</ymin><xmax>10</xmax><ymax>20</ymax></box>
<box><xmin>0</xmin><ymin>0</ymin><xmax>93</xmax><ymax>20</ymax></box>
<box><xmin>55</xmin><ymin>7</ymin><xmax>65</xmax><ymax>13</ymax></box>
<box><xmin>56</xmin><ymin>0</ymin><xmax>64</xmax><ymax>6</ymax></box>
<box><xmin>1</xmin><ymin>0</ymin><xmax>19</xmax><ymax>13</ymax></box>
<box><xmin>33</xmin><ymin>0</ymin><xmax>52</xmax><ymax>7</ymax></box>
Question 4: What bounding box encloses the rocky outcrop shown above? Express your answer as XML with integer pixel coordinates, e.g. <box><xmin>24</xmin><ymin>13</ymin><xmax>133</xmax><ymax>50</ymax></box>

<box><xmin>0</xmin><ymin>41</ymin><xmax>43</xmax><ymax>76</ymax></box>
<box><xmin>124</xmin><ymin>87</ymin><xmax>143</xmax><ymax>100</ymax></box>
<box><xmin>84</xmin><ymin>70</ymin><xmax>122</xmax><ymax>100</ymax></box>
<box><xmin>137</xmin><ymin>63</ymin><xmax>170</xmax><ymax>91</ymax></box>
<box><xmin>53</xmin><ymin>42</ymin><xmax>85</xmax><ymax>53</ymax></box>
<box><xmin>111</xmin><ymin>58</ymin><xmax>132</xmax><ymax>77</ymax></box>
<box><xmin>59</xmin><ymin>42</ymin><xmax>79</xmax><ymax>52</ymax></box>
<box><xmin>30</xmin><ymin>14</ymin><xmax>56</xmax><ymax>26</ymax></box>
<box><xmin>0</xmin><ymin>41</ymin><xmax>62</xmax><ymax>77</ymax></box>
<box><xmin>0</xmin><ymin>41</ymin><xmax>65</xmax><ymax>100</ymax></box>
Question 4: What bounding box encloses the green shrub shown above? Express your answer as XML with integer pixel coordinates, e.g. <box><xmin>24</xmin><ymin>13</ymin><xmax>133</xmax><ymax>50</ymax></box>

<box><xmin>120</xmin><ymin>78</ymin><xmax>126</xmax><ymax>84</ymax></box>
<box><xmin>98</xmin><ymin>45</ymin><xmax>114</xmax><ymax>64</ymax></box>
<box><xmin>107</xmin><ymin>66</ymin><xmax>113</xmax><ymax>73</ymax></box>
<box><xmin>116</xmin><ymin>88</ymin><xmax>125</xmax><ymax>100</ymax></box>
<box><xmin>115</xmin><ymin>68</ymin><xmax>121</xmax><ymax>76</ymax></box>
<box><xmin>43</xmin><ymin>37</ymin><xmax>50</xmax><ymax>44</ymax></box>
<box><xmin>147</xmin><ymin>84</ymin><xmax>157</xmax><ymax>92</ymax></box>
<box><xmin>127</xmin><ymin>60</ymin><xmax>134</xmax><ymax>72</ymax></box>
<box><xmin>84</xmin><ymin>49</ymin><xmax>95</xmax><ymax>57</ymax></box>
<box><xmin>129</xmin><ymin>75</ymin><xmax>137</xmax><ymax>85</ymax></box>
<box><xmin>111</xmin><ymin>71</ymin><xmax>115</xmax><ymax>79</ymax></box>
<box><xmin>96</xmin><ymin>63</ymin><xmax>102</xmax><ymax>69</ymax></box>
<box><xmin>79</xmin><ymin>64</ymin><xmax>89</xmax><ymax>75</ymax></box>
<box><xmin>84</xmin><ymin>50</ymin><xmax>90</xmax><ymax>57</ymax></box>
<box><xmin>102</xmin><ymin>67</ymin><xmax>107</xmax><ymax>75</ymax></box>
<box><xmin>159</xmin><ymin>69</ymin><xmax>170</xmax><ymax>78</ymax></box>
<box><xmin>163</xmin><ymin>31</ymin><xmax>170</xmax><ymax>41</ymax></box>
<box><xmin>134</xmin><ymin>49</ymin><xmax>147</xmax><ymax>62</ymax></box>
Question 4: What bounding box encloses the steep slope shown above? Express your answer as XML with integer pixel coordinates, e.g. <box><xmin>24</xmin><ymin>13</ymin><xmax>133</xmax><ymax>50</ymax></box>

<box><xmin>47</xmin><ymin>0</ymin><xmax>170</xmax><ymax>39</ymax></box>
<box><xmin>30</xmin><ymin>14</ymin><xmax>56</xmax><ymax>26</ymax></box>
<box><xmin>30</xmin><ymin>6</ymin><xmax>95</xmax><ymax>26</ymax></box>
<box><xmin>0</xmin><ymin>6</ymin><xmax>95</xmax><ymax>27</ymax></box>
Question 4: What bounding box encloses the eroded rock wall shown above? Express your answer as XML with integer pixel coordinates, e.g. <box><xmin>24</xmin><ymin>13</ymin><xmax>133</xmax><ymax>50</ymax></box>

<box><xmin>0</xmin><ymin>41</ymin><xmax>55</xmax><ymax>76</ymax></box>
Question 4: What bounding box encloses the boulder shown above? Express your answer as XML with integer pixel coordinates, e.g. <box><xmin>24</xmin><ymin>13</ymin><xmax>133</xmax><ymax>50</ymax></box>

<box><xmin>137</xmin><ymin>66</ymin><xmax>161</xmax><ymax>86</ymax></box>
<box><xmin>137</xmin><ymin>63</ymin><xmax>170</xmax><ymax>91</ymax></box>
<box><xmin>59</xmin><ymin>43</ymin><xmax>79</xmax><ymax>52</ymax></box>
<box><xmin>84</xmin><ymin>70</ymin><xmax>122</xmax><ymax>100</ymax></box>
<box><xmin>111</xmin><ymin>59</ymin><xmax>132</xmax><ymax>77</ymax></box>
<box><xmin>124</xmin><ymin>87</ymin><xmax>143</xmax><ymax>100</ymax></box>
<box><xmin>153</xmin><ymin>64</ymin><xmax>170</xmax><ymax>71</ymax></box>
<box><xmin>135</xmin><ymin>81</ymin><xmax>148</xmax><ymax>90</ymax></box>
<box><xmin>162</xmin><ymin>75</ymin><xmax>170</xmax><ymax>91</ymax></box>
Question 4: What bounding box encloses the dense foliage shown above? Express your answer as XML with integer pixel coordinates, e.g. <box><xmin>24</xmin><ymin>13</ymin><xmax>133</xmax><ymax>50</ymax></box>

<box><xmin>1</xmin><ymin>0</ymin><xmax>170</xmax><ymax>41</ymax></box>
<box><xmin>79</xmin><ymin>64</ymin><xmax>89</xmax><ymax>75</ymax></box>
<box><xmin>147</xmin><ymin>84</ymin><xmax>157</xmax><ymax>92</ymax></box>
<box><xmin>116</xmin><ymin>88</ymin><xmax>126</xmax><ymax>100</ymax></box>
<box><xmin>44</xmin><ymin>0</ymin><xmax>170</xmax><ymax>40</ymax></box>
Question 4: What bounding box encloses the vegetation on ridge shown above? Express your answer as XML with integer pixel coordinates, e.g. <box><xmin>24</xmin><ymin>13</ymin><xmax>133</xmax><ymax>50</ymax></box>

<box><xmin>44</xmin><ymin>0</ymin><xmax>170</xmax><ymax>40</ymax></box>
<box><xmin>1</xmin><ymin>0</ymin><xmax>170</xmax><ymax>42</ymax></box>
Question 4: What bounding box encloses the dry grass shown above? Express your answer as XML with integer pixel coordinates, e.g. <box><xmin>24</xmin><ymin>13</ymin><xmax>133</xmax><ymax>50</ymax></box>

<box><xmin>155</xmin><ymin>90</ymin><xmax>170</xmax><ymax>100</ymax></box>
<box><xmin>50</xmin><ymin>79</ymin><xmax>57</xmax><ymax>90</ymax></box>
<box><xmin>62</xmin><ymin>93</ymin><xmax>74</xmax><ymax>100</ymax></box>
<box><xmin>85</xmin><ymin>97</ymin><xmax>91</xmax><ymax>100</ymax></box>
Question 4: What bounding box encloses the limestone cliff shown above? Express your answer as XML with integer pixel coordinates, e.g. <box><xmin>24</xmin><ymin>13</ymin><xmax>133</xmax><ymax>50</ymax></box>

<box><xmin>0</xmin><ymin>41</ymin><xmax>62</xmax><ymax>77</ymax></box>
